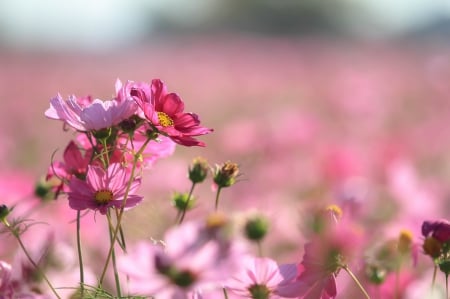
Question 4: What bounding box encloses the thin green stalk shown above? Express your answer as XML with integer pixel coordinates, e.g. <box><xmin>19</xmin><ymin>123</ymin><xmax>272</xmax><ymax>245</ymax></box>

<box><xmin>215</xmin><ymin>187</ymin><xmax>222</xmax><ymax>211</ymax></box>
<box><xmin>223</xmin><ymin>287</ymin><xmax>229</xmax><ymax>299</ymax></box>
<box><xmin>432</xmin><ymin>265</ymin><xmax>437</xmax><ymax>290</ymax></box>
<box><xmin>99</xmin><ymin>136</ymin><xmax>153</xmax><ymax>285</ymax></box>
<box><xmin>2</xmin><ymin>221</ymin><xmax>61</xmax><ymax>299</ymax></box>
<box><xmin>107</xmin><ymin>212</ymin><xmax>122</xmax><ymax>297</ymax></box>
<box><xmin>76</xmin><ymin>211</ymin><xmax>85</xmax><ymax>297</ymax></box>
<box><xmin>178</xmin><ymin>182</ymin><xmax>196</xmax><ymax>225</ymax></box>
<box><xmin>446</xmin><ymin>274</ymin><xmax>448</xmax><ymax>299</ymax></box>
<box><xmin>257</xmin><ymin>240</ymin><xmax>263</xmax><ymax>257</ymax></box>
<box><xmin>342</xmin><ymin>265</ymin><xmax>371</xmax><ymax>299</ymax></box>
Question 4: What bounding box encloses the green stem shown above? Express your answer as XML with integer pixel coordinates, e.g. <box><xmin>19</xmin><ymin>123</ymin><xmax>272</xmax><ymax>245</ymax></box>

<box><xmin>3</xmin><ymin>222</ymin><xmax>61</xmax><ymax>299</ymax></box>
<box><xmin>76</xmin><ymin>211</ymin><xmax>84</xmax><ymax>297</ymax></box>
<box><xmin>99</xmin><ymin>136</ymin><xmax>153</xmax><ymax>285</ymax></box>
<box><xmin>446</xmin><ymin>274</ymin><xmax>448</xmax><ymax>299</ymax></box>
<box><xmin>342</xmin><ymin>265</ymin><xmax>371</xmax><ymax>299</ymax></box>
<box><xmin>107</xmin><ymin>211</ymin><xmax>122</xmax><ymax>297</ymax></box>
<box><xmin>257</xmin><ymin>240</ymin><xmax>263</xmax><ymax>257</ymax></box>
<box><xmin>178</xmin><ymin>182</ymin><xmax>196</xmax><ymax>225</ymax></box>
<box><xmin>223</xmin><ymin>287</ymin><xmax>229</xmax><ymax>299</ymax></box>
<box><xmin>215</xmin><ymin>187</ymin><xmax>222</xmax><ymax>211</ymax></box>
<box><xmin>432</xmin><ymin>265</ymin><xmax>437</xmax><ymax>291</ymax></box>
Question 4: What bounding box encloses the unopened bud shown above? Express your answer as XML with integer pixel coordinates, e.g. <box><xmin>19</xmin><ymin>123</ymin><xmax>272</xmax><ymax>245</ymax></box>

<box><xmin>172</xmin><ymin>192</ymin><xmax>195</xmax><ymax>211</ymax></box>
<box><xmin>245</xmin><ymin>216</ymin><xmax>269</xmax><ymax>242</ymax></box>
<box><xmin>213</xmin><ymin>161</ymin><xmax>239</xmax><ymax>188</ymax></box>
<box><xmin>188</xmin><ymin>157</ymin><xmax>209</xmax><ymax>184</ymax></box>
<box><xmin>0</xmin><ymin>205</ymin><xmax>10</xmax><ymax>222</ymax></box>
<box><xmin>366</xmin><ymin>265</ymin><xmax>386</xmax><ymax>285</ymax></box>
<box><xmin>423</xmin><ymin>236</ymin><xmax>442</xmax><ymax>258</ymax></box>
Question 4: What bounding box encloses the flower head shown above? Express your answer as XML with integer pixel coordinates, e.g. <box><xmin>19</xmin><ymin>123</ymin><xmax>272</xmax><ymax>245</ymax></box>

<box><xmin>45</xmin><ymin>93</ymin><xmax>137</xmax><ymax>132</ymax></box>
<box><xmin>119</xmin><ymin>219</ymin><xmax>246</xmax><ymax>298</ymax></box>
<box><xmin>132</xmin><ymin>79</ymin><xmax>213</xmax><ymax>146</ymax></box>
<box><xmin>226</xmin><ymin>256</ymin><xmax>298</xmax><ymax>299</ymax></box>
<box><xmin>67</xmin><ymin>163</ymin><xmax>143</xmax><ymax>214</ymax></box>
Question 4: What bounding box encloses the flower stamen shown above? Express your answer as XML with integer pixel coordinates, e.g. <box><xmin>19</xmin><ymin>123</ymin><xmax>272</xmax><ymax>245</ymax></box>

<box><xmin>157</xmin><ymin>111</ymin><xmax>174</xmax><ymax>127</ymax></box>
<box><xmin>94</xmin><ymin>189</ymin><xmax>114</xmax><ymax>205</ymax></box>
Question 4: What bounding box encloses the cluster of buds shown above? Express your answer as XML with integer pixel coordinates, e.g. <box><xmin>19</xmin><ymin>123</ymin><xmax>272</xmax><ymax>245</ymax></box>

<box><xmin>422</xmin><ymin>219</ymin><xmax>450</xmax><ymax>275</ymax></box>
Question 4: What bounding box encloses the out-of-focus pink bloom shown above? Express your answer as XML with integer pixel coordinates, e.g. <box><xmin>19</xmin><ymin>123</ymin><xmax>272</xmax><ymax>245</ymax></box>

<box><xmin>132</xmin><ymin>79</ymin><xmax>213</xmax><ymax>147</ymax></box>
<box><xmin>226</xmin><ymin>256</ymin><xmax>298</xmax><ymax>299</ymax></box>
<box><xmin>422</xmin><ymin>219</ymin><xmax>450</xmax><ymax>243</ymax></box>
<box><xmin>0</xmin><ymin>261</ymin><xmax>13</xmax><ymax>297</ymax></box>
<box><xmin>288</xmin><ymin>220</ymin><xmax>365</xmax><ymax>299</ymax></box>
<box><xmin>117</xmin><ymin>129</ymin><xmax>176</xmax><ymax>169</ymax></box>
<box><xmin>67</xmin><ymin>163</ymin><xmax>143</xmax><ymax>214</ymax></box>
<box><xmin>119</xmin><ymin>219</ymin><xmax>246</xmax><ymax>298</ymax></box>
<box><xmin>46</xmin><ymin>139</ymin><xmax>91</xmax><ymax>193</ymax></box>
<box><xmin>369</xmin><ymin>270</ymin><xmax>415</xmax><ymax>299</ymax></box>
<box><xmin>45</xmin><ymin>93</ymin><xmax>137</xmax><ymax>131</ymax></box>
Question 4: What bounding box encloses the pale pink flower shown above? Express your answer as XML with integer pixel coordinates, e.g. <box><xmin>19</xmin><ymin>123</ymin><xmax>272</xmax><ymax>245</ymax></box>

<box><xmin>117</xmin><ymin>128</ymin><xmax>176</xmax><ymax>169</ymax></box>
<box><xmin>119</xmin><ymin>220</ymin><xmax>246</xmax><ymax>298</ymax></box>
<box><xmin>45</xmin><ymin>93</ymin><xmax>137</xmax><ymax>131</ymax></box>
<box><xmin>67</xmin><ymin>163</ymin><xmax>143</xmax><ymax>214</ymax></box>
<box><xmin>226</xmin><ymin>256</ymin><xmax>298</xmax><ymax>299</ymax></box>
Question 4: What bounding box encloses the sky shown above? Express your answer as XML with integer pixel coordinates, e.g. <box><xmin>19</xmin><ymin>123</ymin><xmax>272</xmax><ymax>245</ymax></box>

<box><xmin>0</xmin><ymin>0</ymin><xmax>449</xmax><ymax>51</ymax></box>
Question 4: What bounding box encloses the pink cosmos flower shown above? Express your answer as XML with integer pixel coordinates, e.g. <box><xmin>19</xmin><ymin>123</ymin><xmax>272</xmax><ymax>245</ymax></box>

<box><xmin>131</xmin><ymin>79</ymin><xmax>213</xmax><ymax>147</ymax></box>
<box><xmin>46</xmin><ymin>139</ymin><xmax>92</xmax><ymax>194</ymax></box>
<box><xmin>119</xmin><ymin>220</ymin><xmax>246</xmax><ymax>298</ymax></box>
<box><xmin>67</xmin><ymin>163</ymin><xmax>143</xmax><ymax>214</ymax></box>
<box><xmin>286</xmin><ymin>220</ymin><xmax>365</xmax><ymax>299</ymax></box>
<box><xmin>226</xmin><ymin>256</ymin><xmax>298</xmax><ymax>299</ymax></box>
<box><xmin>45</xmin><ymin>93</ymin><xmax>137</xmax><ymax>131</ymax></box>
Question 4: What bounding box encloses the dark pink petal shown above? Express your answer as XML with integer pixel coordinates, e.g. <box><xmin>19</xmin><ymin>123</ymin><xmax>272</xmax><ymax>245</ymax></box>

<box><xmin>161</xmin><ymin>93</ymin><xmax>185</xmax><ymax>116</ymax></box>
<box><xmin>151</xmin><ymin>79</ymin><xmax>168</xmax><ymax>110</ymax></box>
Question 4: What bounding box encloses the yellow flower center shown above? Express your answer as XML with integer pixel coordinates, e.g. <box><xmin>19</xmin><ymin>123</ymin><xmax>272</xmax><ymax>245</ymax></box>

<box><xmin>157</xmin><ymin>111</ymin><xmax>174</xmax><ymax>127</ymax></box>
<box><xmin>94</xmin><ymin>189</ymin><xmax>113</xmax><ymax>205</ymax></box>
<box><xmin>325</xmin><ymin>204</ymin><xmax>343</xmax><ymax>219</ymax></box>
<box><xmin>398</xmin><ymin>229</ymin><xmax>413</xmax><ymax>254</ymax></box>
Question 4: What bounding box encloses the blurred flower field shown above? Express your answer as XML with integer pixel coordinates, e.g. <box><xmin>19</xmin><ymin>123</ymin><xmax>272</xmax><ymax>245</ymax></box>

<box><xmin>1</xmin><ymin>36</ymin><xmax>450</xmax><ymax>298</ymax></box>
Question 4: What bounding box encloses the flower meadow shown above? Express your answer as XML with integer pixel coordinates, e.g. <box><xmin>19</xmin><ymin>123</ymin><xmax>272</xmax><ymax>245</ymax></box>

<box><xmin>1</xmin><ymin>39</ymin><xmax>450</xmax><ymax>299</ymax></box>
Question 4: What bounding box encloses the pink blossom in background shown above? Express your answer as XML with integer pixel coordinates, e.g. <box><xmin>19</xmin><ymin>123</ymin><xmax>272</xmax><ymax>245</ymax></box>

<box><xmin>67</xmin><ymin>162</ymin><xmax>143</xmax><ymax>214</ymax></box>
<box><xmin>226</xmin><ymin>256</ymin><xmax>298</xmax><ymax>299</ymax></box>
<box><xmin>119</xmin><ymin>219</ymin><xmax>247</xmax><ymax>298</ymax></box>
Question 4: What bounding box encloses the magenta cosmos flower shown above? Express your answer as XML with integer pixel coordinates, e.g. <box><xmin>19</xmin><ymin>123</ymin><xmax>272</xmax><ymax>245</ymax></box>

<box><xmin>422</xmin><ymin>219</ymin><xmax>450</xmax><ymax>243</ymax></box>
<box><xmin>130</xmin><ymin>79</ymin><xmax>213</xmax><ymax>147</ymax></box>
<box><xmin>226</xmin><ymin>256</ymin><xmax>298</xmax><ymax>299</ymax></box>
<box><xmin>67</xmin><ymin>163</ymin><xmax>143</xmax><ymax>214</ymax></box>
<box><xmin>45</xmin><ymin>93</ymin><xmax>137</xmax><ymax>131</ymax></box>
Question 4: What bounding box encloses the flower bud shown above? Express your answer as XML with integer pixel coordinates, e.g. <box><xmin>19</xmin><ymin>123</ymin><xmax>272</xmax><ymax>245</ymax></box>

<box><xmin>0</xmin><ymin>205</ymin><xmax>10</xmax><ymax>222</ymax></box>
<box><xmin>188</xmin><ymin>157</ymin><xmax>209</xmax><ymax>184</ymax></box>
<box><xmin>213</xmin><ymin>161</ymin><xmax>239</xmax><ymax>188</ymax></box>
<box><xmin>423</xmin><ymin>236</ymin><xmax>442</xmax><ymax>258</ymax></box>
<box><xmin>244</xmin><ymin>216</ymin><xmax>269</xmax><ymax>242</ymax></box>
<box><xmin>366</xmin><ymin>265</ymin><xmax>386</xmax><ymax>285</ymax></box>
<box><xmin>171</xmin><ymin>192</ymin><xmax>195</xmax><ymax>211</ymax></box>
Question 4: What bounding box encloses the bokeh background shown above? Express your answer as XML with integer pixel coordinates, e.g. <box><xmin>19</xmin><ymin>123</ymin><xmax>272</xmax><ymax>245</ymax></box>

<box><xmin>1</xmin><ymin>1</ymin><xmax>450</xmax><ymax>296</ymax></box>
